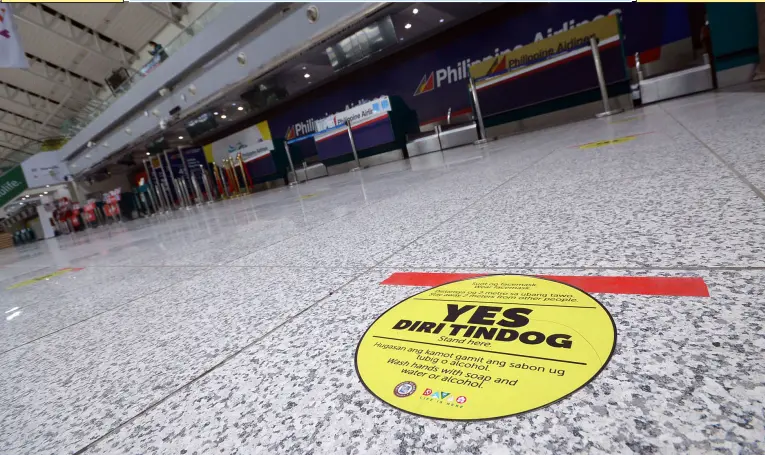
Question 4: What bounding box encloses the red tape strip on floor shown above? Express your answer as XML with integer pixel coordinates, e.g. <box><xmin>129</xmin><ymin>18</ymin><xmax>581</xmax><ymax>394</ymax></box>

<box><xmin>381</xmin><ymin>272</ymin><xmax>709</xmax><ymax>297</ymax></box>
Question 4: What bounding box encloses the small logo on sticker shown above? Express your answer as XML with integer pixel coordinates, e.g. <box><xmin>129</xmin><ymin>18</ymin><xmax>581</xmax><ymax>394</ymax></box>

<box><xmin>394</xmin><ymin>381</ymin><xmax>417</xmax><ymax>398</ymax></box>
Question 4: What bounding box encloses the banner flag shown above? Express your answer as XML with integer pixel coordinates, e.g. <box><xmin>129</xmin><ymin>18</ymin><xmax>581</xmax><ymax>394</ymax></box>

<box><xmin>0</xmin><ymin>5</ymin><xmax>28</xmax><ymax>69</ymax></box>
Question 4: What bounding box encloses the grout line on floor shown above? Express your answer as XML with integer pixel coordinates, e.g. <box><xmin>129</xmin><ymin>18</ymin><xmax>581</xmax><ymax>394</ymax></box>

<box><xmin>658</xmin><ymin>103</ymin><xmax>765</xmax><ymax>204</ymax></box>
<box><xmin>369</xmin><ymin>265</ymin><xmax>765</xmax><ymax>271</ymax></box>
<box><xmin>0</xmin><ymin>267</ymin><xmax>212</xmax><ymax>357</ymax></box>
<box><xmin>69</xmin><ymin>139</ymin><xmax>565</xmax><ymax>453</ymax></box>
<box><xmin>70</xmin><ymin>266</ymin><xmax>373</xmax><ymax>455</ymax></box>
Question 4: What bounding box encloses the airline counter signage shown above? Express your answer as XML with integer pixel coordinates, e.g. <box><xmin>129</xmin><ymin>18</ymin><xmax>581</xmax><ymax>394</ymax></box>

<box><xmin>212</xmin><ymin>121</ymin><xmax>275</xmax><ymax>164</ymax></box>
<box><xmin>315</xmin><ymin>97</ymin><xmax>392</xmax><ymax>132</ymax></box>
<box><xmin>469</xmin><ymin>15</ymin><xmax>621</xmax><ymax>81</ymax></box>
<box><xmin>269</xmin><ymin>4</ymin><xmax>688</xmax><ymax>136</ymax></box>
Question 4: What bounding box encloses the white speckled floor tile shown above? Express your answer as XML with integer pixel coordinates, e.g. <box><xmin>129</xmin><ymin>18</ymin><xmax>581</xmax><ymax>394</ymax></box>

<box><xmin>384</xmin><ymin>169</ymin><xmax>765</xmax><ymax>269</ymax></box>
<box><xmin>0</xmin><ymin>266</ymin><xmax>360</xmax><ymax>455</ymax></box>
<box><xmin>0</xmin><ymin>266</ymin><xmax>211</xmax><ymax>351</ymax></box>
<box><xmin>1</xmin><ymin>85</ymin><xmax>765</xmax><ymax>454</ymax></box>
<box><xmin>78</xmin><ymin>268</ymin><xmax>765</xmax><ymax>455</ymax></box>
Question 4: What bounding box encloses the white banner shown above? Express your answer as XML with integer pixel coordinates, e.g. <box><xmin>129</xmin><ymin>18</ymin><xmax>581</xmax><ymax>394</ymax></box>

<box><xmin>21</xmin><ymin>151</ymin><xmax>69</xmax><ymax>188</ymax></box>
<box><xmin>315</xmin><ymin>96</ymin><xmax>391</xmax><ymax>132</ymax></box>
<box><xmin>211</xmin><ymin>121</ymin><xmax>274</xmax><ymax>164</ymax></box>
<box><xmin>0</xmin><ymin>5</ymin><xmax>29</xmax><ymax>69</ymax></box>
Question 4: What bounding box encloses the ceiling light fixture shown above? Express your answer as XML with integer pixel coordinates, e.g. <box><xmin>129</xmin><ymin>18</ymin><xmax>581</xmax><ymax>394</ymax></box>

<box><xmin>214</xmin><ymin>112</ymin><xmax>219</xmax><ymax>115</ymax></box>
<box><xmin>302</xmin><ymin>66</ymin><xmax>306</xmax><ymax>70</ymax></box>
<box><xmin>221</xmin><ymin>115</ymin><xmax>227</xmax><ymax>119</ymax></box>
<box><xmin>412</xmin><ymin>8</ymin><xmax>418</xmax><ymax>14</ymax></box>
<box><xmin>237</xmin><ymin>106</ymin><xmax>244</xmax><ymax>111</ymax></box>
<box><xmin>404</xmin><ymin>23</ymin><xmax>412</xmax><ymax>29</ymax></box>
<box><xmin>178</xmin><ymin>136</ymin><xmax>184</xmax><ymax>140</ymax></box>
<box><xmin>439</xmin><ymin>18</ymin><xmax>444</xmax><ymax>23</ymax></box>
<box><xmin>43</xmin><ymin>191</ymin><xmax>48</xmax><ymax>195</ymax></box>
<box><xmin>146</xmin><ymin>152</ymin><xmax>150</xmax><ymax>156</ymax></box>
<box><xmin>304</xmin><ymin>73</ymin><xmax>310</xmax><ymax>78</ymax></box>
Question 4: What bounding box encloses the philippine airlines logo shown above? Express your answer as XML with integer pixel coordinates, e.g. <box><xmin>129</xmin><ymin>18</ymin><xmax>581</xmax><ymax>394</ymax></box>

<box><xmin>413</xmin><ymin>72</ymin><xmax>435</xmax><ymax>96</ymax></box>
<box><xmin>285</xmin><ymin>125</ymin><xmax>297</xmax><ymax>141</ymax></box>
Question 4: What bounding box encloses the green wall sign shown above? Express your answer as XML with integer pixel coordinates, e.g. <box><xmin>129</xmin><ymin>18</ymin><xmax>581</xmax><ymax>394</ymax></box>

<box><xmin>0</xmin><ymin>166</ymin><xmax>28</xmax><ymax>209</ymax></box>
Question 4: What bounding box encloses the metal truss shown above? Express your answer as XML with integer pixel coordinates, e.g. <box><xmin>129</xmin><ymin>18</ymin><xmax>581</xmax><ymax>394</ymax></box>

<box><xmin>13</xmin><ymin>3</ymin><xmax>136</xmax><ymax>67</ymax></box>
<box><xmin>0</xmin><ymin>81</ymin><xmax>75</xmax><ymax>121</ymax></box>
<box><xmin>25</xmin><ymin>53</ymin><xmax>103</xmax><ymax>101</ymax></box>
<box><xmin>0</xmin><ymin>108</ymin><xmax>58</xmax><ymax>137</ymax></box>
<box><xmin>140</xmin><ymin>3</ymin><xmax>188</xmax><ymax>30</ymax></box>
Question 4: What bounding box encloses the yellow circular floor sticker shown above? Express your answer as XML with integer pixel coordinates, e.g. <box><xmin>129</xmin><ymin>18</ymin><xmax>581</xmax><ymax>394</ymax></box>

<box><xmin>355</xmin><ymin>275</ymin><xmax>616</xmax><ymax>420</ymax></box>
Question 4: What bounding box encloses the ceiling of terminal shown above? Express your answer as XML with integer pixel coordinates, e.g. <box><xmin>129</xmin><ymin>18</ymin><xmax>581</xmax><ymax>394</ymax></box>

<box><xmin>82</xmin><ymin>2</ymin><xmax>499</xmax><ymax>181</ymax></box>
<box><xmin>0</xmin><ymin>2</ymin><xmax>193</xmax><ymax>167</ymax></box>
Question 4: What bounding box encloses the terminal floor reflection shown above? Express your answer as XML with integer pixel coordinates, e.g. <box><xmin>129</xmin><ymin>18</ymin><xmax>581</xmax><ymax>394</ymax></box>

<box><xmin>1</xmin><ymin>87</ymin><xmax>765</xmax><ymax>454</ymax></box>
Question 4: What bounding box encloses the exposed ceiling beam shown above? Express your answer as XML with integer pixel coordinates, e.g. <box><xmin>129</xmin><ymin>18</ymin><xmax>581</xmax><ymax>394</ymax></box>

<box><xmin>0</xmin><ymin>150</ymin><xmax>23</xmax><ymax>164</ymax></box>
<box><xmin>140</xmin><ymin>3</ymin><xmax>187</xmax><ymax>30</ymax></box>
<box><xmin>0</xmin><ymin>109</ymin><xmax>58</xmax><ymax>136</ymax></box>
<box><xmin>0</xmin><ymin>142</ymin><xmax>33</xmax><ymax>156</ymax></box>
<box><xmin>25</xmin><ymin>53</ymin><xmax>102</xmax><ymax>101</ymax></box>
<box><xmin>0</xmin><ymin>81</ymin><xmax>75</xmax><ymax>122</ymax></box>
<box><xmin>14</xmin><ymin>3</ymin><xmax>135</xmax><ymax>68</ymax></box>
<box><xmin>0</xmin><ymin>128</ymin><xmax>42</xmax><ymax>142</ymax></box>
<box><xmin>0</xmin><ymin>129</ymin><xmax>40</xmax><ymax>147</ymax></box>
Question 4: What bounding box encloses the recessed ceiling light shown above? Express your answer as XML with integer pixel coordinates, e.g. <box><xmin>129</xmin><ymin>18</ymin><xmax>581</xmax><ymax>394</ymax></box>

<box><xmin>404</xmin><ymin>23</ymin><xmax>411</xmax><ymax>29</ymax></box>
<box><xmin>178</xmin><ymin>136</ymin><xmax>184</xmax><ymax>139</ymax></box>
<box><xmin>46</xmin><ymin>185</ymin><xmax>49</xmax><ymax>188</ymax></box>
<box><xmin>25</xmin><ymin>194</ymin><xmax>29</xmax><ymax>197</ymax></box>
<box><xmin>221</xmin><ymin>115</ymin><xmax>227</xmax><ymax>119</ymax></box>
<box><xmin>43</xmin><ymin>191</ymin><xmax>48</xmax><ymax>195</ymax></box>
<box><xmin>214</xmin><ymin>112</ymin><xmax>219</xmax><ymax>115</ymax></box>
<box><xmin>304</xmin><ymin>73</ymin><xmax>311</xmax><ymax>79</ymax></box>
<box><xmin>146</xmin><ymin>152</ymin><xmax>150</xmax><ymax>155</ymax></box>
<box><xmin>400</xmin><ymin>37</ymin><xmax>404</xmax><ymax>41</ymax></box>
<box><xmin>302</xmin><ymin>66</ymin><xmax>306</xmax><ymax>70</ymax></box>
<box><xmin>412</xmin><ymin>8</ymin><xmax>418</xmax><ymax>14</ymax></box>
<box><xmin>237</xmin><ymin>106</ymin><xmax>244</xmax><ymax>111</ymax></box>
<box><xmin>439</xmin><ymin>18</ymin><xmax>444</xmax><ymax>23</ymax></box>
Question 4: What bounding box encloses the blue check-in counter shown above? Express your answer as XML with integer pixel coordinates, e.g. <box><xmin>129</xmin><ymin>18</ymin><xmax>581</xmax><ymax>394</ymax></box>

<box><xmin>311</xmin><ymin>95</ymin><xmax>418</xmax><ymax>168</ymax></box>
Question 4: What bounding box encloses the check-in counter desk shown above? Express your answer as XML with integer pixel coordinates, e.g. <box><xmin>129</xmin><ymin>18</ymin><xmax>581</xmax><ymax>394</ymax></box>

<box><xmin>309</xmin><ymin>96</ymin><xmax>418</xmax><ymax>175</ymax></box>
<box><xmin>407</xmin><ymin>122</ymin><xmax>479</xmax><ymax>157</ymax></box>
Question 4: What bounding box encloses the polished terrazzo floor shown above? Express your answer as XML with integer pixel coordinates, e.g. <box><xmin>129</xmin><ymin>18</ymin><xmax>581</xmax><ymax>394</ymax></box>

<box><xmin>1</xmin><ymin>86</ymin><xmax>765</xmax><ymax>454</ymax></box>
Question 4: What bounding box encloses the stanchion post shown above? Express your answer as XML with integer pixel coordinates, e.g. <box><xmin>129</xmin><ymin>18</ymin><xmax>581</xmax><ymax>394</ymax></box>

<box><xmin>590</xmin><ymin>37</ymin><xmax>623</xmax><ymax>118</ymax></box>
<box><xmin>200</xmin><ymin>165</ymin><xmax>214</xmax><ymax>203</ymax></box>
<box><xmin>181</xmin><ymin>178</ymin><xmax>194</xmax><ymax>209</ymax></box>
<box><xmin>237</xmin><ymin>153</ymin><xmax>252</xmax><ymax>193</ymax></box>
<box><xmin>163</xmin><ymin>150</ymin><xmax>185</xmax><ymax>208</ymax></box>
<box><xmin>468</xmin><ymin>76</ymin><xmax>491</xmax><ymax>145</ymax></box>
<box><xmin>228</xmin><ymin>158</ymin><xmax>243</xmax><ymax>195</ymax></box>
<box><xmin>178</xmin><ymin>146</ymin><xmax>197</xmax><ymax>205</ymax></box>
<box><xmin>346</xmin><ymin>120</ymin><xmax>362</xmax><ymax>171</ymax></box>
<box><xmin>157</xmin><ymin>152</ymin><xmax>176</xmax><ymax>209</ymax></box>
<box><xmin>148</xmin><ymin>159</ymin><xmax>167</xmax><ymax>212</ymax></box>
<box><xmin>190</xmin><ymin>173</ymin><xmax>203</xmax><ymax>205</ymax></box>
<box><xmin>214</xmin><ymin>162</ymin><xmax>229</xmax><ymax>199</ymax></box>
<box><xmin>284</xmin><ymin>141</ymin><xmax>298</xmax><ymax>186</ymax></box>
<box><xmin>142</xmin><ymin>159</ymin><xmax>160</xmax><ymax>214</ymax></box>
